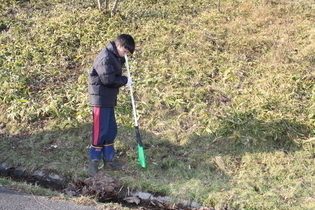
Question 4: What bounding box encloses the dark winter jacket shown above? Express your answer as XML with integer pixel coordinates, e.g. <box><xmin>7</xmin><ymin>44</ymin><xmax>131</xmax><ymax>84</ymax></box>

<box><xmin>88</xmin><ymin>42</ymin><xmax>128</xmax><ymax>107</ymax></box>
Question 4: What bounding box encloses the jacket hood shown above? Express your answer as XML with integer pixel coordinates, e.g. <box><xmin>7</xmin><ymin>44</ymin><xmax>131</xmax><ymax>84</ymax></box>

<box><xmin>106</xmin><ymin>41</ymin><xmax>126</xmax><ymax>62</ymax></box>
<box><xmin>106</xmin><ymin>42</ymin><xmax>119</xmax><ymax>57</ymax></box>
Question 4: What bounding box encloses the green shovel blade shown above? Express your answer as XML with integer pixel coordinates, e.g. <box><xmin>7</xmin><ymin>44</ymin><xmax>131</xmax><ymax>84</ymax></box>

<box><xmin>137</xmin><ymin>144</ymin><xmax>146</xmax><ymax>168</ymax></box>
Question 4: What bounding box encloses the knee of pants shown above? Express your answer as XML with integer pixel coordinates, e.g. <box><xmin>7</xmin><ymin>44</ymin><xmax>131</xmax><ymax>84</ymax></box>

<box><xmin>103</xmin><ymin>128</ymin><xmax>117</xmax><ymax>145</ymax></box>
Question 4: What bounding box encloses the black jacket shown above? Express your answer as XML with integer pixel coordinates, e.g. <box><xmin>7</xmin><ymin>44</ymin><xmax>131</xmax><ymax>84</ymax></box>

<box><xmin>88</xmin><ymin>42</ymin><xmax>128</xmax><ymax>107</ymax></box>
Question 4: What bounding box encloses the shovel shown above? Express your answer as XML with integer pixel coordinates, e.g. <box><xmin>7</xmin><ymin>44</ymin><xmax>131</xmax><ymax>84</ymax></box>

<box><xmin>125</xmin><ymin>55</ymin><xmax>146</xmax><ymax>168</ymax></box>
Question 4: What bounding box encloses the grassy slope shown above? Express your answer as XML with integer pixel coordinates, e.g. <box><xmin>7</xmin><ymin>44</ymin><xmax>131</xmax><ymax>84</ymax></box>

<box><xmin>1</xmin><ymin>0</ymin><xmax>314</xmax><ymax>209</ymax></box>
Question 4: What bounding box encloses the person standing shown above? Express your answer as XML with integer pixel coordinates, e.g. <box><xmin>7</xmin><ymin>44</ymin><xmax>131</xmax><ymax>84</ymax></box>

<box><xmin>87</xmin><ymin>34</ymin><xmax>135</xmax><ymax>176</ymax></box>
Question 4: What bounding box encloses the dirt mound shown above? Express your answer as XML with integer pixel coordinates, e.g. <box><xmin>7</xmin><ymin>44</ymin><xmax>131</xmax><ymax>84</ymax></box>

<box><xmin>63</xmin><ymin>172</ymin><xmax>216</xmax><ymax>209</ymax></box>
<box><xmin>64</xmin><ymin>172</ymin><xmax>122</xmax><ymax>202</ymax></box>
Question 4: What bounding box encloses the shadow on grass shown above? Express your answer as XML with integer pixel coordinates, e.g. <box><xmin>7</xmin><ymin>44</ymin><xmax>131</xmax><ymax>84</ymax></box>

<box><xmin>137</xmin><ymin>111</ymin><xmax>312</xmax><ymax>198</ymax></box>
<box><xmin>0</xmin><ymin>111</ymin><xmax>312</xmax><ymax>202</ymax></box>
<box><xmin>143</xmin><ymin>111</ymin><xmax>311</xmax><ymax>171</ymax></box>
<box><xmin>0</xmin><ymin>123</ymin><xmax>93</xmax><ymax>189</ymax></box>
<box><xmin>0</xmin><ymin>121</ymin><xmax>189</xmax><ymax>186</ymax></box>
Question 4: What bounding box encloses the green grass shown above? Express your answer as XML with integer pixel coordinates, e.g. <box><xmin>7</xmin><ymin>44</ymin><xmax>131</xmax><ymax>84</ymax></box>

<box><xmin>0</xmin><ymin>0</ymin><xmax>314</xmax><ymax>209</ymax></box>
<box><xmin>0</xmin><ymin>178</ymin><xmax>10</xmax><ymax>185</ymax></box>
<box><xmin>0</xmin><ymin>177</ymin><xmax>61</xmax><ymax>196</ymax></box>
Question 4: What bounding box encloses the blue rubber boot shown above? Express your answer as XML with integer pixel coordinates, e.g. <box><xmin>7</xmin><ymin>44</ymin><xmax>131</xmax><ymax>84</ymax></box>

<box><xmin>88</xmin><ymin>145</ymin><xmax>102</xmax><ymax>176</ymax></box>
<box><xmin>103</xmin><ymin>143</ymin><xmax>115</xmax><ymax>162</ymax></box>
<box><xmin>103</xmin><ymin>144</ymin><xmax>125</xmax><ymax>170</ymax></box>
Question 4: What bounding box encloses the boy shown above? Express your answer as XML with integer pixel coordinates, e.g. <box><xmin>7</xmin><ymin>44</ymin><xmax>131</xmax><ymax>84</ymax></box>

<box><xmin>88</xmin><ymin>34</ymin><xmax>135</xmax><ymax>176</ymax></box>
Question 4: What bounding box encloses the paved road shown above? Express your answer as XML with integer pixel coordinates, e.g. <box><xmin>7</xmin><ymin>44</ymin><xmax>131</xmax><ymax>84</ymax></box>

<box><xmin>0</xmin><ymin>186</ymin><xmax>97</xmax><ymax>210</ymax></box>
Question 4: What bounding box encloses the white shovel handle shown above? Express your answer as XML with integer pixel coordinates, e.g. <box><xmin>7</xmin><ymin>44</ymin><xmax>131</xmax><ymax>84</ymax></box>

<box><xmin>125</xmin><ymin>55</ymin><xmax>138</xmax><ymax>127</ymax></box>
